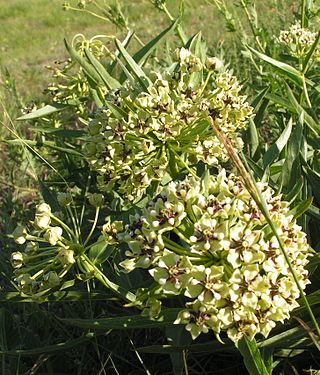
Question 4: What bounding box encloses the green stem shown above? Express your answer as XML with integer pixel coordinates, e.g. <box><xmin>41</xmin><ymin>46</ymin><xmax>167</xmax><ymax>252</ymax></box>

<box><xmin>84</xmin><ymin>207</ymin><xmax>100</xmax><ymax>247</ymax></box>
<box><xmin>301</xmin><ymin>0</ymin><xmax>306</xmax><ymax>28</ymax></box>
<box><xmin>241</xmin><ymin>153</ymin><xmax>320</xmax><ymax>340</ymax></box>
<box><xmin>67</xmin><ymin>205</ymin><xmax>80</xmax><ymax>241</ymax></box>
<box><xmin>27</xmin><ymin>250</ymin><xmax>56</xmax><ymax>261</ymax></box>
<box><xmin>162</xmin><ymin>4</ymin><xmax>188</xmax><ymax>44</ymax></box>
<box><xmin>173</xmin><ymin>228</ymin><xmax>192</xmax><ymax>245</ymax></box>
<box><xmin>170</xmin><ymin>148</ymin><xmax>198</xmax><ymax>178</ymax></box>
<box><xmin>239</xmin><ymin>0</ymin><xmax>264</xmax><ymax>51</ymax></box>
<box><xmin>50</xmin><ymin>214</ymin><xmax>77</xmax><ymax>241</ymax></box>
<box><xmin>198</xmin><ymin>71</ymin><xmax>213</xmax><ymax>97</ymax></box>
<box><xmin>81</xmin><ymin>254</ymin><xmax>136</xmax><ymax>303</ymax></box>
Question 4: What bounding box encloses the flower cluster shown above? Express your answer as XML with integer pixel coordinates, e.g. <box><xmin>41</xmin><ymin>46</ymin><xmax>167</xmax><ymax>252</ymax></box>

<box><xmin>85</xmin><ymin>47</ymin><xmax>252</xmax><ymax>202</ymax></box>
<box><xmin>116</xmin><ymin>170</ymin><xmax>312</xmax><ymax>342</ymax></box>
<box><xmin>45</xmin><ymin>35</ymin><xmax>110</xmax><ymax>113</ymax></box>
<box><xmin>279</xmin><ymin>22</ymin><xmax>320</xmax><ymax>60</ymax></box>
<box><xmin>11</xmin><ymin>202</ymin><xmax>76</xmax><ymax>296</ymax></box>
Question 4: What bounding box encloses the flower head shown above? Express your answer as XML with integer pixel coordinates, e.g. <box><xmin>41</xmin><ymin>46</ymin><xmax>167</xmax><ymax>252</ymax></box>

<box><xmin>118</xmin><ymin>170</ymin><xmax>312</xmax><ymax>342</ymax></box>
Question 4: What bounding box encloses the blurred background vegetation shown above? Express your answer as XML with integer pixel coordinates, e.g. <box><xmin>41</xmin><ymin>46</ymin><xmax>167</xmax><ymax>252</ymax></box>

<box><xmin>0</xmin><ymin>0</ymin><xmax>297</xmax><ymax>99</ymax></box>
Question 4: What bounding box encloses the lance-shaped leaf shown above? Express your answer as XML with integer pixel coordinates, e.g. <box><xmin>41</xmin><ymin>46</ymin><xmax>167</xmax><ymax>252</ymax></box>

<box><xmin>84</xmin><ymin>48</ymin><xmax>120</xmax><ymax>90</ymax></box>
<box><xmin>0</xmin><ymin>333</ymin><xmax>94</xmax><ymax>356</ymax></box>
<box><xmin>133</xmin><ymin>18</ymin><xmax>179</xmax><ymax>65</ymax></box>
<box><xmin>248</xmin><ymin>46</ymin><xmax>304</xmax><ymax>88</ymax></box>
<box><xmin>263</xmin><ymin>117</ymin><xmax>292</xmax><ymax>169</ymax></box>
<box><xmin>64</xmin><ymin>39</ymin><xmax>110</xmax><ymax>88</ymax></box>
<box><xmin>61</xmin><ymin>308</ymin><xmax>181</xmax><ymax>330</ymax></box>
<box><xmin>115</xmin><ymin>38</ymin><xmax>151</xmax><ymax>91</ymax></box>
<box><xmin>17</xmin><ymin>103</ymin><xmax>69</xmax><ymax>121</ymax></box>
<box><xmin>236</xmin><ymin>336</ymin><xmax>270</xmax><ymax>375</ymax></box>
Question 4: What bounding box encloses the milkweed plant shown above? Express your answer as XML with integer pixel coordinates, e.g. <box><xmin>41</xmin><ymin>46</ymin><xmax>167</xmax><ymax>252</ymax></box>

<box><xmin>9</xmin><ymin>3</ymin><xmax>319</xmax><ymax>362</ymax></box>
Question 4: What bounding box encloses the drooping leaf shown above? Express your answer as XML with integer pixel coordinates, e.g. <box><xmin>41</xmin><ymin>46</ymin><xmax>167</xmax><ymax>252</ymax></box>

<box><xmin>0</xmin><ymin>333</ymin><xmax>94</xmax><ymax>357</ymax></box>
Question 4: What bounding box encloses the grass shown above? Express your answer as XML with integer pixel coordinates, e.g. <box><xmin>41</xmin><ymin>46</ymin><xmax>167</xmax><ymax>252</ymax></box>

<box><xmin>0</xmin><ymin>0</ymin><xmax>297</xmax><ymax>101</ymax></box>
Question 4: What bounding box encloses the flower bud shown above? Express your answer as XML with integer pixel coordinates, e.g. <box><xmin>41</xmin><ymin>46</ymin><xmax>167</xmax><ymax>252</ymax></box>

<box><xmin>88</xmin><ymin>193</ymin><xmax>104</xmax><ymax>208</ymax></box>
<box><xmin>36</xmin><ymin>203</ymin><xmax>51</xmax><ymax>215</ymax></box>
<box><xmin>44</xmin><ymin>227</ymin><xmax>63</xmax><ymax>245</ymax></box>
<box><xmin>58</xmin><ymin>248</ymin><xmax>75</xmax><ymax>265</ymax></box>
<box><xmin>42</xmin><ymin>271</ymin><xmax>60</xmax><ymax>288</ymax></box>
<box><xmin>12</xmin><ymin>226</ymin><xmax>28</xmax><ymax>245</ymax></box>
<box><xmin>206</xmin><ymin>57</ymin><xmax>224</xmax><ymax>71</ymax></box>
<box><xmin>34</xmin><ymin>214</ymin><xmax>51</xmax><ymax>229</ymax></box>
<box><xmin>25</xmin><ymin>241</ymin><xmax>39</xmax><ymax>254</ymax></box>
<box><xmin>11</xmin><ymin>251</ymin><xmax>25</xmax><ymax>269</ymax></box>
<box><xmin>57</xmin><ymin>192</ymin><xmax>73</xmax><ymax>207</ymax></box>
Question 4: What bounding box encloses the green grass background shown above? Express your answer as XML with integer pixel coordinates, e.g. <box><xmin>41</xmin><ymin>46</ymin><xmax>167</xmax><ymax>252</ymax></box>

<box><xmin>0</xmin><ymin>0</ymin><xmax>297</xmax><ymax>100</ymax></box>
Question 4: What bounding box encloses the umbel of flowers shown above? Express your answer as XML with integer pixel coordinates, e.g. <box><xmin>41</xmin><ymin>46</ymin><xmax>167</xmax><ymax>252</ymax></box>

<box><xmin>116</xmin><ymin>169</ymin><xmax>312</xmax><ymax>342</ymax></box>
<box><xmin>11</xmin><ymin>193</ymin><xmax>105</xmax><ymax>297</ymax></box>
<box><xmin>84</xmin><ymin>46</ymin><xmax>252</xmax><ymax>203</ymax></box>
<box><xmin>279</xmin><ymin>21</ymin><xmax>320</xmax><ymax>60</ymax></box>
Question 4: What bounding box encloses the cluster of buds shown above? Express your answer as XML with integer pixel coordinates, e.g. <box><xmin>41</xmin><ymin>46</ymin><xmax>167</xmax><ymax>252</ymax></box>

<box><xmin>85</xmin><ymin>47</ymin><xmax>252</xmax><ymax>202</ymax></box>
<box><xmin>279</xmin><ymin>22</ymin><xmax>320</xmax><ymax>60</ymax></box>
<box><xmin>116</xmin><ymin>170</ymin><xmax>312</xmax><ymax>342</ymax></box>
<box><xmin>11</xmin><ymin>202</ymin><xmax>76</xmax><ymax>296</ymax></box>
<box><xmin>45</xmin><ymin>35</ymin><xmax>110</xmax><ymax>113</ymax></box>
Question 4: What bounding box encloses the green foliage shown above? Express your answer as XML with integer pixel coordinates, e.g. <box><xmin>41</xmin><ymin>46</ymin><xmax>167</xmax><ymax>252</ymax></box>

<box><xmin>2</xmin><ymin>0</ymin><xmax>320</xmax><ymax>374</ymax></box>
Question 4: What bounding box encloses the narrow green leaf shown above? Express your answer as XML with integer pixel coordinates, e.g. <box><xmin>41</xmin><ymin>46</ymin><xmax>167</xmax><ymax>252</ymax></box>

<box><xmin>115</xmin><ymin>39</ymin><xmax>151</xmax><ymax>91</ymax></box>
<box><xmin>38</xmin><ymin>180</ymin><xmax>60</xmax><ymax>211</ymax></box>
<box><xmin>280</xmin><ymin>117</ymin><xmax>303</xmax><ymax>191</ymax></box>
<box><xmin>248</xmin><ymin>46</ymin><xmax>304</xmax><ymax>87</ymax></box>
<box><xmin>0</xmin><ymin>334</ymin><xmax>94</xmax><ymax>357</ymax></box>
<box><xmin>84</xmin><ymin>49</ymin><xmax>120</xmax><ymax>90</ymax></box>
<box><xmin>61</xmin><ymin>308</ymin><xmax>181</xmax><ymax>330</ymax></box>
<box><xmin>236</xmin><ymin>336</ymin><xmax>270</xmax><ymax>375</ymax></box>
<box><xmin>64</xmin><ymin>39</ymin><xmax>103</xmax><ymax>85</ymax></box>
<box><xmin>6</xmin><ymin>139</ymin><xmax>83</xmax><ymax>157</ymax></box>
<box><xmin>0</xmin><ymin>291</ymin><xmax>113</xmax><ymax>302</ymax></box>
<box><xmin>89</xmin><ymin>242</ymin><xmax>116</xmax><ymax>265</ymax></box>
<box><xmin>133</xmin><ymin>19</ymin><xmax>179</xmax><ymax>64</ymax></box>
<box><xmin>108</xmin><ymin>30</ymin><xmax>134</xmax><ymax>73</ymax></box>
<box><xmin>251</xmin><ymin>87</ymin><xmax>270</xmax><ymax>109</ymax></box>
<box><xmin>17</xmin><ymin>104</ymin><xmax>69</xmax><ymax>121</ymax></box>
<box><xmin>137</xmin><ymin>340</ymin><xmax>235</xmax><ymax>354</ymax></box>
<box><xmin>303</xmin><ymin>30</ymin><xmax>320</xmax><ymax>72</ymax></box>
<box><xmin>30</xmin><ymin>127</ymin><xmax>86</xmax><ymax>138</ymax></box>
<box><xmin>284</xmin><ymin>177</ymin><xmax>303</xmax><ymax>204</ymax></box>
<box><xmin>166</xmin><ymin>325</ymin><xmax>192</xmax><ymax>375</ymax></box>
<box><xmin>285</xmin><ymin>84</ymin><xmax>320</xmax><ymax>135</ymax></box>
<box><xmin>259</xmin><ymin>323</ymin><xmax>311</xmax><ymax>349</ymax></box>
<box><xmin>288</xmin><ymin>197</ymin><xmax>313</xmax><ymax>219</ymax></box>
<box><xmin>263</xmin><ymin>118</ymin><xmax>292</xmax><ymax>168</ymax></box>
<box><xmin>248</xmin><ymin>117</ymin><xmax>259</xmax><ymax>158</ymax></box>
<box><xmin>105</xmin><ymin>101</ymin><xmax>128</xmax><ymax>120</ymax></box>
